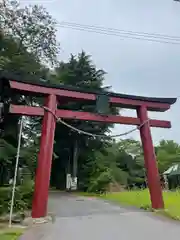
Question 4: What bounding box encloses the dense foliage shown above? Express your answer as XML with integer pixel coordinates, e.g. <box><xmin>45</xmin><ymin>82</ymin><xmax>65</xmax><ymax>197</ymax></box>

<box><xmin>0</xmin><ymin>180</ymin><xmax>34</xmax><ymax>215</ymax></box>
<box><xmin>0</xmin><ymin>1</ymin><xmax>179</xmax><ymax>214</ymax></box>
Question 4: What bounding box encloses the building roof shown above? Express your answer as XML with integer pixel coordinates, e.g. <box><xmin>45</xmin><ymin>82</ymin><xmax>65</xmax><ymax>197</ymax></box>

<box><xmin>163</xmin><ymin>164</ymin><xmax>180</xmax><ymax>176</ymax></box>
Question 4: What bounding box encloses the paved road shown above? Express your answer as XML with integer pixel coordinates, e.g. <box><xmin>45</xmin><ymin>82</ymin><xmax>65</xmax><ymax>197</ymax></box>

<box><xmin>20</xmin><ymin>192</ymin><xmax>180</xmax><ymax>239</ymax></box>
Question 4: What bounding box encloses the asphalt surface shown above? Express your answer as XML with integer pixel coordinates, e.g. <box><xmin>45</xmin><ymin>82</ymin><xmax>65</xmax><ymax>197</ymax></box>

<box><xmin>20</xmin><ymin>192</ymin><xmax>180</xmax><ymax>239</ymax></box>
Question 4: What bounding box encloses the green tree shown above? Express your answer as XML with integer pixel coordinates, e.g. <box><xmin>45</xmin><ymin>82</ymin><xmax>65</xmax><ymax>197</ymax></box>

<box><xmin>0</xmin><ymin>1</ymin><xmax>60</xmax><ymax>184</ymax></box>
<box><xmin>50</xmin><ymin>52</ymin><xmax>118</xmax><ymax>190</ymax></box>
<box><xmin>0</xmin><ymin>0</ymin><xmax>59</xmax><ymax>66</ymax></box>
<box><xmin>112</xmin><ymin>139</ymin><xmax>146</xmax><ymax>187</ymax></box>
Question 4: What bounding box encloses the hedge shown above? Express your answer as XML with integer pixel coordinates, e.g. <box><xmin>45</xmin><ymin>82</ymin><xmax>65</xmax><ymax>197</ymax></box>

<box><xmin>0</xmin><ymin>180</ymin><xmax>34</xmax><ymax>215</ymax></box>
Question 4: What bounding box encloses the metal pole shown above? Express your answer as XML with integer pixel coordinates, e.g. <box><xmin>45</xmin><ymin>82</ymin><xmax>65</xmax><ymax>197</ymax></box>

<box><xmin>9</xmin><ymin>117</ymin><xmax>23</xmax><ymax>227</ymax></box>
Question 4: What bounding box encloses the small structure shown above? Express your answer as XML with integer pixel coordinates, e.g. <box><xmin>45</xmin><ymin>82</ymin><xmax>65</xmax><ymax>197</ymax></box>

<box><xmin>164</xmin><ymin>164</ymin><xmax>180</xmax><ymax>176</ymax></box>
<box><xmin>163</xmin><ymin>164</ymin><xmax>180</xmax><ymax>189</ymax></box>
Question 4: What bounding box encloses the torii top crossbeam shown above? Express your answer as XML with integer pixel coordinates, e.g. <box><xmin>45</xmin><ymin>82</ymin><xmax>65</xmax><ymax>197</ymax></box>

<box><xmin>0</xmin><ymin>72</ymin><xmax>176</xmax><ymax>110</ymax></box>
<box><xmin>0</xmin><ymin>72</ymin><xmax>177</xmax><ymax>128</ymax></box>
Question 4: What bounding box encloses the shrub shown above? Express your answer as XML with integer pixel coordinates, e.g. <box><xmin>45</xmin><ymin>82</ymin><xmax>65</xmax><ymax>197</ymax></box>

<box><xmin>0</xmin><ymin>180</ymin><xmax>34</xmax><ymax>215</ymax></box>
<box><xmin>0</xmin><ymin>187</ymin><xmax>11</xmax><ymax>215</ymax></box>
<box><xmin>18</xmin><ymin>180</ymin><xmax>34</xmax><ymax>210</ymax></box>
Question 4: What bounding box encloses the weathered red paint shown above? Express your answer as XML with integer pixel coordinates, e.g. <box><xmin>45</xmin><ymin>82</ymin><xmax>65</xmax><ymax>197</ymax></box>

<box><xmin>137</xmin><ymin>106</ymin><xmax>164</xmax><ymax>209</ymax></box>
<box><xmin>10</xmin><ymin>105</ymin><xmax>44</xmax><ymax>116</ymax></box>
<box><xmin>31</xmin><ymin>94</ymin><xmax>57</xmax><ymax>218</ymax></box>
<box><xmin>10</xmin><ymin>104</ymin><xmax>171</xmax><ymax>128</ymax></box>
<box><xmin>10</xmin><ymin>80</ymin><xmax>95</xmax><ymax>100</ymax></box>
<box><xmin>9</xmin><ymin>80</ymin><xmax>171</xmax><ymax>111</ymax></box>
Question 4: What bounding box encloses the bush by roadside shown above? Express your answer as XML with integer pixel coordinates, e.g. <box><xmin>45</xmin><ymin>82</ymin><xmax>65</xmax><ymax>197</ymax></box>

<box><xmin>0</xmin><ymin>180</ymin><xmax>34</xmax><ymax>216</ymax></box>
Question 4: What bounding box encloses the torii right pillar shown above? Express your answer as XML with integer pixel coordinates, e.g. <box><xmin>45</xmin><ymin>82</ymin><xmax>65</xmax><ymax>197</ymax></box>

<box><xmin>137</xmin><ymin>105</ymin><xmax>164</xmax><ymax>209</ymax></box>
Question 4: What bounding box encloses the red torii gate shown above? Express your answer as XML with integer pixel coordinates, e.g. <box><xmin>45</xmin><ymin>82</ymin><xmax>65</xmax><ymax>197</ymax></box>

<box><xmin>0</xmin><ymin>74</ymin><xmax>177</xmax><ymax>218</ymax></box>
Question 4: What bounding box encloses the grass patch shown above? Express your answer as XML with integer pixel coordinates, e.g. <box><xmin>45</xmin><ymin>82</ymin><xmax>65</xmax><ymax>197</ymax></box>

<box><xmin>0</xmin><ymin>227</ymin><xmax>24</xmax><ymax>240</ymax></box>
<box><xmin>0</xmin><ymin>232</ymin><xmax>22</xmax><ymax>240</ymax></box>
<box><xmin>102</xmin><ymin>190</ymin><xmax>151</xmax><ymax>209</ymax></box>
<box><xmin>80</xmin><ymin>189</ymin><xmax>180</xmax><ymax>220</ymax></box>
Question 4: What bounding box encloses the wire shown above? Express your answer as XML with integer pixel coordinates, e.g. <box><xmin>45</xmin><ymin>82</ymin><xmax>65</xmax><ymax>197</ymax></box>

<box><xmin>60</xmin><ymin>21</ymin><xmax>180</xmax><ymax>41</ymax></box>
<box><xmin>58</xmin><ymin>25</ymin><xmax>180</xmax><ymax>45</ymax></box>
<box><xmin>43</xmin><ymin>106</ymin><xmax>149</xmax><ymax>139</ymax></box>
<box><xmin>58</xmin><ymin>22</ymin><xmax>180</xmax><ymax>45</ymax></box>
<box><xmin>9</xmin><ymin>117</ymin><xmax>23</xmax><ymax>228</ymax></box>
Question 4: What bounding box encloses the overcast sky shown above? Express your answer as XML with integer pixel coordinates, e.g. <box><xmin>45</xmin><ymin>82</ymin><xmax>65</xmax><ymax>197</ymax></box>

<box><xmin>20</xmin><ymin>0</ymin><xmax>180</xmax><ymax>144</ymax></box>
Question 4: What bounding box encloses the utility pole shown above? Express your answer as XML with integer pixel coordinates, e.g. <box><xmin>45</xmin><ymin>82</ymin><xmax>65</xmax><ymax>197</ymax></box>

<box><xmin>72</xmin><ymin>139</ymin><xmax>78</xmax><ymax>191</ymax></box>
<box><xmin>0</xmin><ymin>78</ymin><xmax>3</xmax><ymax>125</ymax></box>
<box><xmin>0</xmin><ymin>103</ymin><xmax>3</xmax><ymax>121</ymax></box>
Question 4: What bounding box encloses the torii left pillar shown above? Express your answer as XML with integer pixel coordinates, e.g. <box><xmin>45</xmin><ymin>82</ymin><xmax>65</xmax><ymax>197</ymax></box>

<box><xmin>32</xmin><ymin>94</ymin><xmax>57</xmax><ymax>218</ymax></box>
